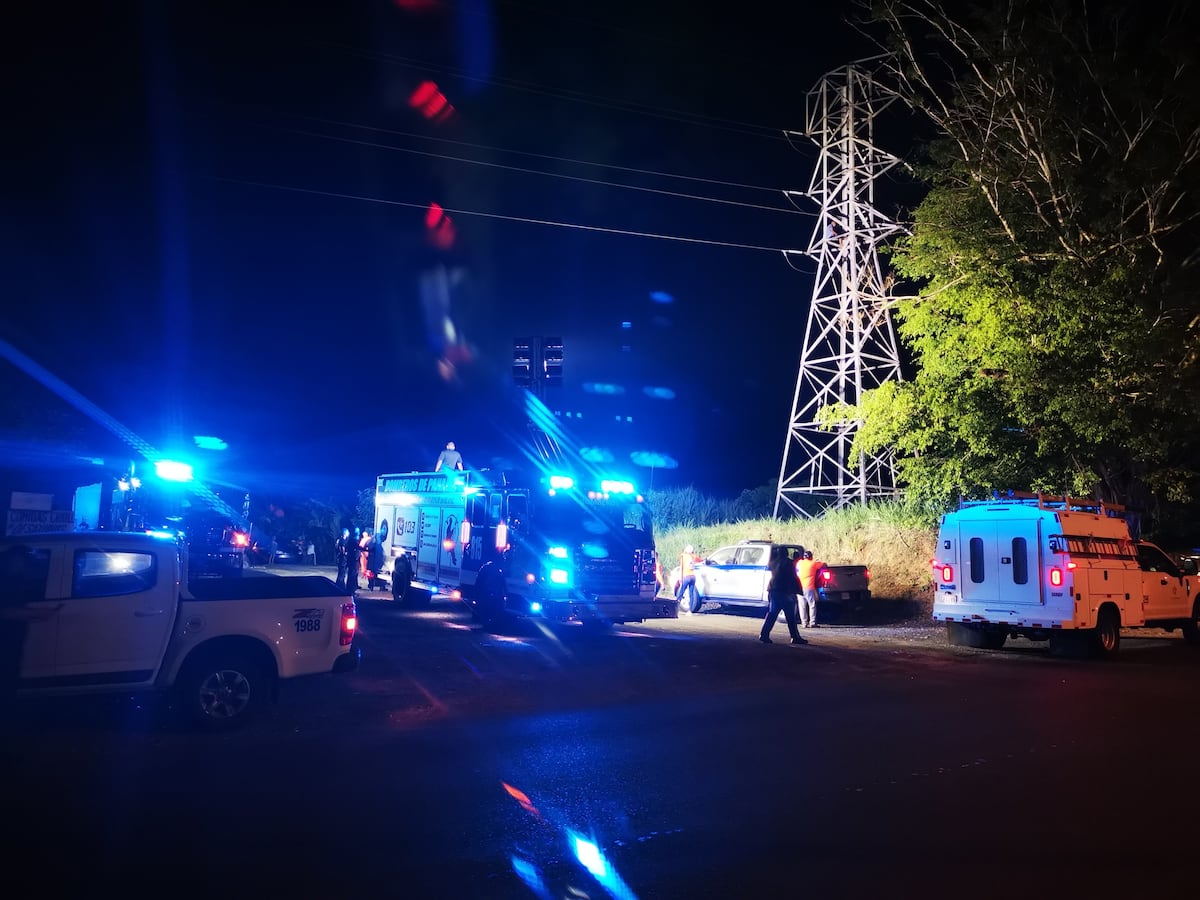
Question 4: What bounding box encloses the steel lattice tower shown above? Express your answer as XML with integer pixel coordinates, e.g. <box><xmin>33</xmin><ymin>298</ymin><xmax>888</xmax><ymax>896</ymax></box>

<box><xmin>774</xmin><ymin>60</ymin><xmax>905</xmax><ymax>518</ymax></box>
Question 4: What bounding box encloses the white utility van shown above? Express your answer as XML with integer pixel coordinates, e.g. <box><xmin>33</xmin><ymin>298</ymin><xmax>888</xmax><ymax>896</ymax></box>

<box><xmin>932</xmin><ymin>492</ymin><xmax>1200</xmax><ymax>657</ymax></box>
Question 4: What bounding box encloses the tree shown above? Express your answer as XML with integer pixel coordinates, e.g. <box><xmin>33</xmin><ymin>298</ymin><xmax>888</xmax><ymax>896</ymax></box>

<box><xmin>851</xmin><ymin>0</ymin><xmax>1200</xmax><ymax>527</ymax></box>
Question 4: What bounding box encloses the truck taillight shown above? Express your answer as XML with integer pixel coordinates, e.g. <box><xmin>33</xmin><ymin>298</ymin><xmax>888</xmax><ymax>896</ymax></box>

<box><xmin>939</xmin><ymin>564</ymin><xmax>954</xmax><ymax>583</ymax></box>
<box><xmin>233</xmin><ymin>532</ymin><xmax>249</xmax><ymax>548</ymax></box>
<box><xmin>820</xmin><ymin>569</ymin><xmax>832</xmax><ymax>583</ymax></box>
<box><xmin>863</xmin><ymin>569</ymin><xmax>870</xmax><ymax>581</ymax></box>
<box><xmin>340</xmin><ymin>601</ymin><xmax>357</xmax><ymax>646</ymax></box>
<box><xmin>1049</xmin><ymin>567</ymin><xmax>1064</xmax><ymax>587</ymax></box>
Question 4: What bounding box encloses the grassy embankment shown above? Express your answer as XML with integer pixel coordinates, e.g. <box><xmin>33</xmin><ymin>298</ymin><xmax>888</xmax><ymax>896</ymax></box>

<box><xmin>657</xmin><ymin>502</ymin><xmax>938</xmax><ymax>606</ymax></box>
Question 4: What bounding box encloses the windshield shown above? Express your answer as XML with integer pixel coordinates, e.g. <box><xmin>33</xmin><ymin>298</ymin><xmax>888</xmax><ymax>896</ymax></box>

<box><xmin>528</xmin><ymin>494</ymin><xmax>652</xmax><ymax>548</ymax></box>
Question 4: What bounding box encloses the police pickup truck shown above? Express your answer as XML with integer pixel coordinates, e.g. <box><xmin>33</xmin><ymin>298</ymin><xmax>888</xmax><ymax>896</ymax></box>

<box><xmin>1</xmin><ymin>530</ymin><xmax>359</xmax><ymax>728</ymax></box>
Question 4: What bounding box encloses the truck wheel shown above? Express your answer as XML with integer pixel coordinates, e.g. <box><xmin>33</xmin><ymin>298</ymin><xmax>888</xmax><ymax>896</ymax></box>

<box><xmin>1180</xmin><ymin>600</ymin><xmax>1200</xmax><ymax>646</ymax></box>
<box><xmin>175</xmin><ymin>651</ymin><xmax>269</xmax><ymax>731</ymax></box>
<box><xmin>982</xmin><ymin>630</ymin><xmax>1007</xmax><ymax>650</ymax></box>
<box><xmin>1090</xmin><ymin>607</ymin><xmax>1121</xmax><ymax>659</ymax></box>
<box><xmin>474</xmin><ymin>571</ymin><xmax>507</xmax><ymax>628</ymax></box>
<box><xmin>946</xmin><ymin>623</ymin><xmax>971</xmax><ymax>647</ymax></box>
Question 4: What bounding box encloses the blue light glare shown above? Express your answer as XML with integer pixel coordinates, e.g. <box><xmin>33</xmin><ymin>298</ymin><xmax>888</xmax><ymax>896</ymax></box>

<box><xmin>567</xmin><ymin>830</ymin><xmax>638</xmax><ymax>900</ymax></box>
<box><xmin>193</xmin><ymin>435</ymin><xmax>228</xmax><ymax>450</ymax></box>
<box><xmin>529</xmin><ymin>601</ymin><xmax>543</xmax><ymax>613</ymax></box>
<box><xmin>154</xmin><ymin>460</ymin><xmax>194</xmax><ymax>482</ymax></box>
<box><xmin>547</xmin><ymin>546</ymin><xmax>568</xmax><ymax>559</ymax></box>
<box><xmin>650</xmin><ymin>290</ymin><xmax>674</xmax><ymax>304</ymax></box>
<box><xmin>642</xmin><ymin>386</ymin><xmax>676</xmax><ymax>400</ymax></box>
<box><xmin>583</xmin><ymin>382</ymin><xmax>625</xmax><ymax>395</ymax></box>
<box><xmin>600</xmin><ymin>480</ymin><xmax>634</xmax><ymax>495</ymax></box>
<box><xmin>509</xmin><ymin>856</ymin><xmax>550</xmax><ymax>900</ymax></box>
<box><xmin>581</xmin><ymin>447</ymin><xmax>615</xmax><ymax>464</ymax></box>
<box><xmin>630</xmin><ymin>451</ymin><xmax>679</xmax><ymax>470</ymax></box>
<box><xmin>548</xmin><ymin>475</ymin><xmax>574</xmax><ymax>490</ymax></box>
<box><xmin>549</xmin><ymin>568</ymin><xmax>569</xmax><ymax>584</ymax></box>
<box><xmin>572</xmin><ymin>835</ymin><xmax>606</xmax><ymax>878</ymax></box>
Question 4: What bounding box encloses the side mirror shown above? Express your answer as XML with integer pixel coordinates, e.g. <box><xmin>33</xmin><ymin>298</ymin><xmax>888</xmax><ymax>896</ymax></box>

<box><xmin>1182</xmin><ymin>558</ymin><xmax>1198</xmax><ymax>576</ymax></box>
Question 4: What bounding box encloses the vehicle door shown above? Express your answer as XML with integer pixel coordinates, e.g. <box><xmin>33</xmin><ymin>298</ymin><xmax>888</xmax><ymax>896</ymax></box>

<box><xmin>1136</xmin><ymin>544</ymin><xmax>1189</xmax><ymax>618</ymax></box>
<box><xmin>696</xmin><ymin>546</ymin><xmax>737</xmax><ymax>599</ymax></box>
<box><xmin>53</xmin><ymin>545</ymin><xmax>176</xmax><ymax>685</ymax></box>
<box><xmin>730</xmin><ymin>544</ymin><xmax>770</xmax><ymax>602</ymax></box>
<box><xmin>1</xmin><ymin>541</ymin><xmax>62</xmax><ymax>682</ymax></box>
<box><xmin>959</xmin><ymin>520</ymin><xmax>1042</xmax><ymax>607</ymax></box>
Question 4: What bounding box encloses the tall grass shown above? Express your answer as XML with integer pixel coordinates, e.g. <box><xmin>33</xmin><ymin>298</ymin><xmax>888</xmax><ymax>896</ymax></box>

<box><xmin>653</xmin><ymin>497</ymin><xmax>938</xmax><ymax>601</ymax></box>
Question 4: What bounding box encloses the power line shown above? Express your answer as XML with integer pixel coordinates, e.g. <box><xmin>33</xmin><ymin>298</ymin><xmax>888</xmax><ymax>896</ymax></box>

<box><xmin>296</xmin><ymin>115</ymin><xmax>790</xmax><ymax>194</ymax></box>
<box><xmin>211</xmin><ymin>176</ymin><xmax>800</xmax><ymax>255</ymax></box>
<box><xmin>324</xmin><ymin>42</ymin><xmax>791</xmax><ymax>143</ymax></box>
<box><xmin>274</xmin><ymin>125</ymin><xmax>809</xmax><ymax>217</ymax></box>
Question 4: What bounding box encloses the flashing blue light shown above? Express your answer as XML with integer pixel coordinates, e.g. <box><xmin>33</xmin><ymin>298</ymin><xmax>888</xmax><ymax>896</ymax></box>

<box><xmin>650</xmin><ymin>290</ymin><xmax>674</xmax><ymax>304</ymax></box>
<box><xmin>547</xmin><ymin>546</ymin><xmax>568</xmax><ymax>559</ymax></box>
<box><xmin>529</xmin><ymin>601</ymin><xmax>543</xmax><ymax>613</ymax></box>
<box><xmin>193</xmin><ymin>435</ymin><xmax>228</xmax><ymax>451</ymax></box>
<box><xmin>581</xmin><ymin>447</ymin><xmax>615</xmax><ymax>463</ymax></box>
<box><xmin>600</xmin><ymin>479</ymin><xmax>635</xmax><ymax>495</ymax></box>
<box><xmin>549</xmin><ymin>475</ymin><xmax>574</xmax><ymax>490</ymax></box>
<box><xmin>549</xmin><ymin>568</ymin><xmax>569</xmax><ymax>585</ymax></box>
<box><xmin>154</xmin><ymin>460</ymin><xmax>194</xmax><ymax>482</ymax></box>
<box><xmin>642</xmin><ymin>386</ymin><xmax>676</xmax><ymax>400</ymax></box>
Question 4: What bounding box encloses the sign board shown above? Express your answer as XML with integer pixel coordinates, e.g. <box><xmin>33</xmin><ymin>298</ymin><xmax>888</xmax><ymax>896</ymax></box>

<box><xmin>6</xmin><ymin>509</ymin><xmax>75</xmax><ymax>536</ymax></box>
<box><xmin>10</xmin><ymin>492</ymin><xmax>53</xmax><ymax>511</ymax></box>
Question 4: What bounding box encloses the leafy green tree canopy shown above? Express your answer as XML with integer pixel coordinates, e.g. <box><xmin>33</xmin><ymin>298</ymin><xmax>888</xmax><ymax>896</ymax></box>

<box><xmin>854</xmin><ymin>0</ymin><xmax>1200</xmax><ymax>528</ymax></box>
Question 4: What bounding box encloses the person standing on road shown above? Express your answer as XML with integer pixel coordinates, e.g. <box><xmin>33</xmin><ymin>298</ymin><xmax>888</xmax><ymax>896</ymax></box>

<box><xmin>335</xmin><ymin>528</ymin><xmax>355</xmax><ymax>590</ymax></box>
<box><xmin>392</xmin><ymin>549</ymin><xmax>413</xmax><ymax>604</ymax></box>
<box><xmin>364</xmin><ymin>529</ymin><xmax>385</xmax><ymax>591</ymax></box>
<box><xmin>675</xmin><ymin>544</ymin><xmax>700</xmax><ymax>614</ymax></box>
<box><xmin>760</xmin><ymin>545</ymin><xmax>805</xmax><ymax>645</ymax></box>
<box><xmin>797</xmin><ymin>550</ymin><xmax>826</xmax><ymax>628</ymax></box>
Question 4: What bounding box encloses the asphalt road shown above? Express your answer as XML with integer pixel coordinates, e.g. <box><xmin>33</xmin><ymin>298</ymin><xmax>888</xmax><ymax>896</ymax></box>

<box><xmin>5</xmin><ymin>582</ymin><xmax>1198</xmax><ymax>899</ymax></box>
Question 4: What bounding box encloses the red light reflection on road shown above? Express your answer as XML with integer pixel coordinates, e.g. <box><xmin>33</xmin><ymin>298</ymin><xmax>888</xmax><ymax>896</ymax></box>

<box><xmin>502</xmin><ymin>782</ymin><xmax>542</xmax><ymax>818</ymax></box>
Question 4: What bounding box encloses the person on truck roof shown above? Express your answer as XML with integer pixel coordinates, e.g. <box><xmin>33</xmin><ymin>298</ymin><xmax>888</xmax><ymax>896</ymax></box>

<box><xmin>435</xmin><ymin>441</ymin><xmax>464</xmax><ymax>472</ymax></box>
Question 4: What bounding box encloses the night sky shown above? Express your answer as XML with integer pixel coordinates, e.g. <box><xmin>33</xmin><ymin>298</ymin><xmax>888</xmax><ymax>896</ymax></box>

<box><xmin>4</xmin><ymin>1</ymin><xmax>885</xmax><ymax>504</ymax></box>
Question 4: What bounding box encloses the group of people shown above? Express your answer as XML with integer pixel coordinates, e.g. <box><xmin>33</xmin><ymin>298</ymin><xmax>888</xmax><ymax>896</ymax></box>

<box><xmin>675</xmin><ymin>542</ymin><xmax>826</xmax><ymax>645</ymax></box>
<box><xmin>760</xmin><ymin>546</ymin><xmax>825</xmax><ymax>645</ymax></box>
<box><xmin>332</xmin><ymin>440</ymin><xmax>463</xmax><ymax>595</ymax></box>
<box><xmin>335</xmin><ymin>527</ymin><xmax>385</xmax><ymax>592</ymax></box>
<box><xmin>335</xmin><ymin>526</ymin><xmax>415</xmax><ymax>600</ymax></box>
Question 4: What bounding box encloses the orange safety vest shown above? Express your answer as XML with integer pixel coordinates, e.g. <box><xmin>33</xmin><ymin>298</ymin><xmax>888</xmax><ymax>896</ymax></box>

<box><xmin>797</xmin><ymin>558</ymin><xmax>824</xmax><ymax>591</ymax></box>
<box><xmin>679</xmin><ymin>553</ymin><xmax>697</xmax><ymax>577</ymax></box>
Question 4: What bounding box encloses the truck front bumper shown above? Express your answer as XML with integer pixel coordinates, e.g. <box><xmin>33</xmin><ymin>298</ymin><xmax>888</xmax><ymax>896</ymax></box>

<box><xmin>537</xmin><ymin>597</ymin><xmax>678</xmax><ymax>623</ymax></box>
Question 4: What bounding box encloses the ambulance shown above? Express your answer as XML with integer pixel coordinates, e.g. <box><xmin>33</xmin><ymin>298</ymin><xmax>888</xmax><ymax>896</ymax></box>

<box><xmin>932</xmin><ymin>492</ymin><xmax>1200</xmax><ymax>657</ymax></box>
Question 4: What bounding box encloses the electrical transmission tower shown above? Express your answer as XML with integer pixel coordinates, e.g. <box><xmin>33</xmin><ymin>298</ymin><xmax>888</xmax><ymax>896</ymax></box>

<box><xmin>774</xmin><ymin>59</ymin><xmax>905</xmax><ymax>518</ymax></box>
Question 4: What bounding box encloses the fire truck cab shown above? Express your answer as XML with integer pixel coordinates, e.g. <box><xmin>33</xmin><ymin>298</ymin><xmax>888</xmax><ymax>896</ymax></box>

<box><xmin>373</xmin><ymin>468</ymin><xmax>674</xmax><ymax>627</ymax></box>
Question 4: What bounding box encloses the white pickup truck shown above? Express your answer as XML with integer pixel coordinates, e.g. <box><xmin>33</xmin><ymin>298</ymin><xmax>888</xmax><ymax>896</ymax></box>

<box><xmin>1</xmin><ymin>530</ymin><xmax>360</xmax><ymax>728</ymax></box>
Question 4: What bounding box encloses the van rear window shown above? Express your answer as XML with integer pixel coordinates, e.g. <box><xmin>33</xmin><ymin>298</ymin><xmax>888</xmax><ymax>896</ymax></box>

<box><xmin>1012</xmin><ymin>538</ymin><xmax>1028</xmax><ymax>584</ymax></box>
<box><xmin>969</xmin><ymin>537</ymin><xmax>985</xmax><ymax>583</ymax></box>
